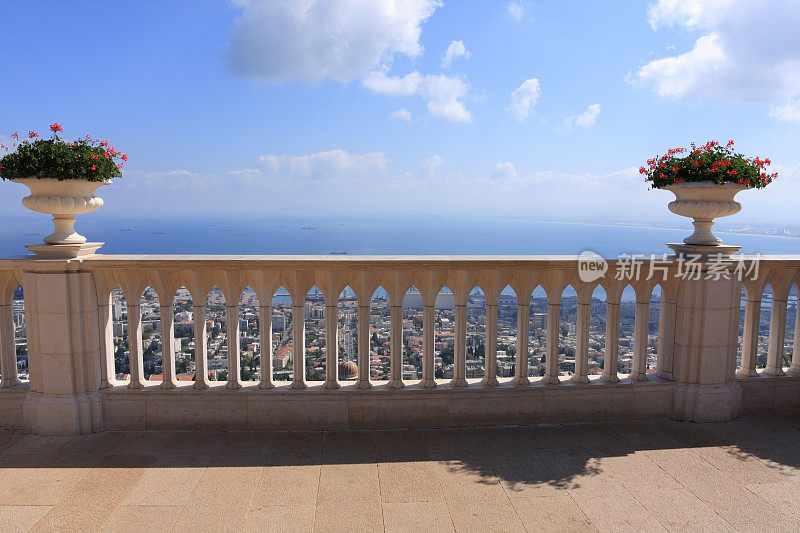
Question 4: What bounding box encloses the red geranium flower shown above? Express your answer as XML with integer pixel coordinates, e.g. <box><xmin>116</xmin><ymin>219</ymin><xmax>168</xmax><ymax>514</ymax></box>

<box><xmin>91</xmin><ymin>165</ymin><xmax>97</xmax><ymax>171</ymax></box>
<box><xmin>28</xmin><ymin>131</ymin><xmax>39</xmax><ymax>138</ymax></box>
<box><xmin>49</xmin><ymin>123</ymin><xmax>63</xmax><ymax>133</ymax></box>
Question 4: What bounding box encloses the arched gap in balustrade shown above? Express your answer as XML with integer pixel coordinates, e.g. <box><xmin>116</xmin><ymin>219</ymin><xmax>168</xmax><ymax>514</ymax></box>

<box><xmin>434</xmin><ymin>285</ymin><xmax>454</xmax><ymax>380</ymax></box>
<box><xmin>529</xmin><ymin>285</ymin><xmax>547</xmax><ymax>378</ymax></box>
<box><xmin>467</xmin><ymin>286</ymin><xmax>486</xmax><ymax>380</ymax></box>
<box><xmin>304</xmin><ymin>286</ymin><xmax>325</xmax><ymax>382</ymax></box>
<box><xmin>173</xmin><ymin>286</ymin><xmax>195</xmax><ymax>382</ymax></box>
<box><xmin>140</xmin><ymin>286</ymin><xmax>162</xmax><ymax>381</ymax></box>
<box><xmin>498</xmin><ymin>285</ymin><xmax>517</xmax><ymax>380</ymax></box>
<box><xmin>270</xmin><ymin>286</ymin><xmax>292</xmax><ymax>382</ymax></box>
<box><xmin>401</xmin><ymin>286</ymin><xmax>423</xmax><ymax>382</ymax></box>
<box><xmin>589</xmin><ymin>285</ymin><xmax>608</xmax><ymax>379</ymax></box>
<box><xmin>782</xmin><ymin>283</ymin><xmax>797</xmax><ymax>371</ymax></box>
<box><xmin>11</xmin><ymin>285</ymin><xmax>28</xmax><ymax>382</ymax></box>
<box><xmin>559</xmin><ymin>284</ymin><xmax>577</xmax><ymax>379</ymax></box>
<box><xmin>370</xmin><ymin>286</ymin><xmax>390</xmax><ymax>382</ymax></box>
<box><xmin>647</xmin><ymin>284</ymin><xmax>662</xmax><ymax>374</ymax></box>
<box><xmin>239</xmin><ymin>286</ymin><xmax>260</xmax><ymax>382</ymax></box>
<box><xmin>110</xmin><ymin>286</ymin><xmax>130</xmax><ymax>383</ymax></box>
<box><xmin>758</xmin><ymin>282</ymin><xmax>773</xmax><ymax>370</ymax></box>
<box><xmin>205</xmin><ymin>286</ymin><xmax>227</xmax><ymax>382</ymax></box>
<box><xmin>337</xmin><ymin>285</ymin><xmax>357</xmax><ymax>382</ymax></box>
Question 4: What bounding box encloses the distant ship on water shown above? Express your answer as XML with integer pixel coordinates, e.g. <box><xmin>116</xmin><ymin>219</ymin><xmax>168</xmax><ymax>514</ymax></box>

<box><xmin>330</xmin><ymin>251</ymin><xmax>348</xmax><ymax>255</ymax></box>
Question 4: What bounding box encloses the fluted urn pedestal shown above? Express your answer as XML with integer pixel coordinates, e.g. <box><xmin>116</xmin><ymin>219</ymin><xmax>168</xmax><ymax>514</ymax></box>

<box><xmin>13</xmin><ymin>178</ymin><xmax>108</xmax><ymax>259</ymax></box>
<box><xmin>664</xmin><ymin>182</ymin><xmax>747</xmax><ymax>256</ymax></box>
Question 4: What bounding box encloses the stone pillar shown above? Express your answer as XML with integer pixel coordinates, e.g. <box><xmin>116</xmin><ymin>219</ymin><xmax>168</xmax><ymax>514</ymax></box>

<box><xmin>160</xmin><ymin>302</ymin><xmax>177</xmax><ymax>389</ymax></box>
<box><xmin>192</xmin><ymin>303</ymin><xmax>209</xmax><ymax>389</ymax></box>
<box><xmin>571</xmin><ymin>292</ymin><xmax>590</xmax><ymax>384</ymax></box>
<box><xmin>22</xmin><ymin>267</ymin><xmax>103</xmax><ymax>435</ymax></box>
<box><xmin>225</xmin><ymin>303</ymin><xmax>241</xmax><ymax>389</ymax></box>
<box><xmin>737</xmin><ymin>282</ymin><xmax>762</xmax><ymax>377</ymax></box>
<box><xmin>451</xmin><ymin>303</ymin><xmax>468</xmax><ymax>387</ymax></box>
<box><xmin>259</xmin><ymin>303</ymin><xmax>274</xmax><ymax>389</ymax></box>
<box><xmin>543</xmin><ymin>300</ymin><xmax>560</xmax><ymax>384</ymax></box>
<box><xmin>764</xmin><ymin>294</ymin><xmax>788</xmax><ymax>376</ymax></box>
<box><xmin>512</xmin><ymin>299</ymin><xmax>530</xmax><ymax>385</ymax></box>
<box><xmin>324</xmin><ymin>303</ymin><xmax>340</xmax><ymax>390</ymax></box>
<box><xmin>671</xmin><ymin>271</ymin><xmax>742</xmax><ymax>422</ymax></box>
<box><xmin>97</xmin><ymin>295</ymin><xmax>114</xmax><ymax>389</ymax></box>
<box><xmin>356</xmin><ymin>304</ymin><xmax>371</xmax><ymax>389</ymax></box>
<box><xmin>790</xmin><ymin>308</ymin><xmax>800</xmax><ymax>376</ymax></box>
<box><xmin>291</xmin><ymin>303</ymin><xmax>306</xmax><ymax>390</ymax></box>
<box><xmin>656</xmin><ymin>282</ymin><xmax>678</xmax><ymax>381</ymax></box>
<box><xmin>420</xmin><ymin>304</ymin><xmax>436</xmax><ymax>388</ymax></box>
<box><xmin>630</xmin><ymin>289</ymin><xmax>651</xmax><ymax>381</ymax></box>
<box><xmin>481</xmin><ymin>302</ymin><xmax>499</xmax><ymax>386</ymax></box>
<box><xmin>0</xmin><ymin>301</ymin><xmax>20</xmax><ymax>388</ymax></box>
<box><xmin>388</xmin><ymin>304</ymin><xmax>404</xmax><ymax>389</ymax></box>
<box><xmin>601</xmin><ymin>296</ymin><xmax>621</xmax><ymax>383</ymax></box>
<box><xmin>126</xmin><ymin>300</ymin><xmax>146</xmax><ymax>389</ymax></box>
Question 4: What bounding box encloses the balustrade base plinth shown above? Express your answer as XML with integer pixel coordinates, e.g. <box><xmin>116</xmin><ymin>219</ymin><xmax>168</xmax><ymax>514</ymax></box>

<box><xmin>666</xmin><ymin>243</ymin><xmax>741</xmax><ymax>257</ymax></box>
<box><xmin>673</xmin><ymin>382</ymin><xmax>741</xmax><ymax>423</ymax></box>
<box><xmin>23</xmin><ymin>392</ymin><xmax>103</xmax><ymax>435</ymax></box>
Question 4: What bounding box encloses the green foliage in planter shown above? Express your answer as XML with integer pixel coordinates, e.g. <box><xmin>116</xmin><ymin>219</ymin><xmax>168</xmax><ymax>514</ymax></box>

<box><xmin>640</xmin><ymin>140</ymin><xmax>777</xmax><ymax>189</ymax></box>
<box><xmin>0</xmin><ymin>124</ymin><xmax>126</xmax><ymax>182</ymax></box>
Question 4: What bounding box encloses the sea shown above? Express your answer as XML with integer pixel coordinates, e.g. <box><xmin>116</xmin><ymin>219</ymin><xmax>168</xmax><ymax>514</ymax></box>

<box><xmin>1</xmin><ymin>214</ymin><xmax>798</xmax><ymax>257</ymax></box>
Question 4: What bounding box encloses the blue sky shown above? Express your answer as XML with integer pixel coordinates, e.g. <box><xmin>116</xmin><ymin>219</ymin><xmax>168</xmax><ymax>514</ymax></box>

<box><xmin>1</xmin><ymin>0</ymin><xmax>799</xmax><ymax>222</ymax></box>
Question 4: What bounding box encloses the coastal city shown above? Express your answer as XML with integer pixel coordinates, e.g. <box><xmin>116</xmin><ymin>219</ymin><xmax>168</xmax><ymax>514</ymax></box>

<box><xmin>7</xmin><ymin>283</ymin><xmax>797</xmax><ymax>384</ymax></box>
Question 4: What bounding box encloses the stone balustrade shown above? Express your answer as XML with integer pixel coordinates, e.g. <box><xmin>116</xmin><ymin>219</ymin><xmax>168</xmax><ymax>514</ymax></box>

<box><xmin>0</xmin><ymin>254</ymin><xmax>798</xmax><ymax>435</ymax></box>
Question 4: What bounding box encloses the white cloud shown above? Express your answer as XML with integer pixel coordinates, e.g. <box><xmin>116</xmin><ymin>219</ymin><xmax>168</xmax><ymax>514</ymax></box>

<box><xmin>769</xmin><ymin>101</ymin><xmax>800</xmax><ymax>122</ymax></box>
<box><xmin>424</xmin><ymin>154</ymin><xmax>444</xmax><ymax>176</ymax></box>
<box><xmin>636</xmin><ymin>0</ymin><xmax>800</xmax><ymax>107</ymax></box>
<box><xmin>507</xmin><ymin>1</ymin><xmax>524</xmax><ymax>20</ymax></box>
<box><xmin>364</xmin><ymin>71</ymin><xmax>471</xmax><ymax>122</ymax></box>
<box><xmin>492</xmin><ymin>162</ymin><xmax>517</xmax><ymax>179</ymax></box>
<box><xmin>227</xmin><ymin>0</ymin><xmax>441</xmax><ymax>83</ymax></box>
<box><xmin>563</xmin><ymin>103</ymin><xmax>601</xmax><ymax>129</ymax></box>
<box><xmin>258</xmin><ymin>149</ymin><xmax>389</xmax><ymax>179</ymax></box>
<box><xmin>442</xmin><ymin>40</ymin><xmax>471</xmax><ymax>68</ymax></box>
<box><xmin>389</xmin><ymin>108</ymin><xmax>413</xmax><ymax>122</ymax></box>
<box><xmin>362</xmin><ymin>70</ymin><xmax>421</xmax><ymax>96</ymax></box>
<box><xmin>507</xmin><ymin>78</ymin><xmax>541</xmax><ymax>122</ymax></box>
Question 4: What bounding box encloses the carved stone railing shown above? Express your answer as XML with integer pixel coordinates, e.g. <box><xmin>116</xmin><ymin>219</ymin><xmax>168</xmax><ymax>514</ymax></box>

<box><xmin>0</xmin><ymin>254</ymin><xmax>798</xmax><ymax>434</ymax></box>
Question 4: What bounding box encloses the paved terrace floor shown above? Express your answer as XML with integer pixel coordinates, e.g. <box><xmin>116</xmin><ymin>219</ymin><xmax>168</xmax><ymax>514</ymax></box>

<box><xmin>0</xmin><ymin>415</ymin><xmax>799</xmax><ymax>532</ymax></box>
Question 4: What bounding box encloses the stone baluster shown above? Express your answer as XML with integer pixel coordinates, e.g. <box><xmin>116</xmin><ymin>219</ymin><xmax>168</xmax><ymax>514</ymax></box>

<box><xmin>601</xmin><ymin>287</ymin><xmax>621</xmax><ymax>383</ymax></box>
<box><xmin>738</xmin><ymin>281</ymin><xmax>763</xmax><ymax>377</ymax></box>
<box><xmin>97</xmin><ymin>294</ymin><xmax>114</xmax><ymax>389</ymax></box>
<box><xmin>572</xmin><ymin>288</ymin><xmax>591</xmax><ymax>384</ymax></box>
<box><xmin>126</xmin><ymin>300</ymin><xmax>146</xmax><ymax>389</ymax></box>
<box><xmin>630</xmin><ymin>285</ymin><xmax>651</xmax><ymax>381</ymax></box>
<box><xmin>259</xmin><ymin>303</ymin><xmax>274</xmax><ymax>389</ymax></box>
<box><xmin>356</xmin><ymin>303</ymin><xmax>372</xmax><ymax>389</ymax></box>
<box><xmin>512</xmin><ymin>291</ymin><xmax>531</xmax><ymax>386</ymax></box>
<box><xmin>192</xmin><ymin>302</ymin><xmax>209</xmax><ymax>389</ymax></box>
<box><xmin>764</xmin><ymin>276</ymin><xmax>793</xmax><ymax>376</ymax></box>
<box><xmin>790</xmin><ymin>297</ymin><xmax>800</xmax><ymax>376</ymax></box>
<box><xmin>451</xmin><ymin>300</ymin><xmax>468</xmax><ymax>387</ymax></box>
<box><xmin>160</xmin><ymin>301</ymin><xmax>177</xmax><ymax>389</ymax></box>
<box><xmin>481</xmin><ymin>297</ymin><xmax>499</xmax><ymax>386</ymax></box>
<box><xmin>225</xmin><ymin>302</ymin><xmax>242</xmax><ymax>389</ymax></box>
<box><xmin>324</xmin><ymin>302</ymin><xmax>340</xmax><ymax>389</ymax></box>
<box><xmin>388</xmin><ymin>303</ymin><xmax>404</xmax><ymax>388</ymax></box>
<box><xmin>0</xmin><ymin>299</ymin><xmax>20</xmax><ymax>389</ymax></box>
<box><xmin>656</xmin><ymin>280</ymin><xmax>678</xmax><ymax>381</ymax></box>
<box><xmin>291</xmin><ymin>301</ymin><xmax>306</xmax><ymax>389</ymax></box>
<box><xmin>421</xmin><ymin>302</ymin><xmax>436</xmax><ymax>387</ymax></box>
<box><xmin>543</xmin><ymin>297</ymin><xmax>561</xmax><ymax>384</ymax></box>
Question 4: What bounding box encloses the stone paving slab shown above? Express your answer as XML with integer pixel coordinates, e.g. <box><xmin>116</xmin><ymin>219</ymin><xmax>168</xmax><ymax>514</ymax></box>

<box><xmin>0</xmin><ymin>414</ymin><xmax>798</xmax><ymax>532</ymax></box>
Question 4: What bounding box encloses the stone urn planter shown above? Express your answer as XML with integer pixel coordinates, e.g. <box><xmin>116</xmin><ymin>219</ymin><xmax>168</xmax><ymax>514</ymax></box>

<box><xmin>13</xmin><ymin>178</ymin><xmax>109</xmax><ymax>258</ymax></box>
<box><xmin>664</xmin><ymin>181</ymin><xmax>747</xmax><ymax>255</ymax></box>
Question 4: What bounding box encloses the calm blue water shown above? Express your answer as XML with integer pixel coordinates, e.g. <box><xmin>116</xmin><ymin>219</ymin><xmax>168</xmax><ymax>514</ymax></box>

<box><xmin>1</xmin><ymin>214</ymin><xmax>798</xmax><ymax>257</ymax></box>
